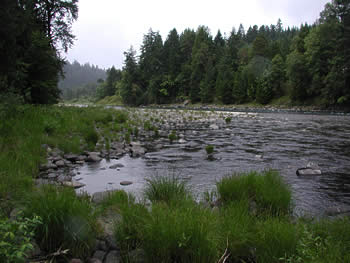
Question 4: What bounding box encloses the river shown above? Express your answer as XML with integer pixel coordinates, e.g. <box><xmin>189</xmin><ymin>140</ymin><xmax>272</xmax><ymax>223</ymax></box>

<box><xmin>76</xmin><ymin>109</ymin><xmax>350</xmax><ymax>217</ymax></box>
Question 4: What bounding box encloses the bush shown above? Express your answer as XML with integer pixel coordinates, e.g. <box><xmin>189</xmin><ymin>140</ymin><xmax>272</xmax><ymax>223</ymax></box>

<box><xmin>0</xmin><ymin>213</ymin><xmax>42</xmax><ymax>263</ymax></box>
<box><xmin>217</xmin><ymin>170</ymin><xmax>291</xmax><ymax>216</ymax></box>
<box><xmin>84</xmin><ymin>128</ymin><xmax>99</xmax><ymax>149</ymax></box>
<box><xmin>144</xmin><ymin>175</ymin><xmax>191</xmax><ymax>205</ymax></box>
<box><xmin>24</xmin><ymin>185</ymin><xmax>98</xmax><ymax>259</ymax></box>
<box><xmin>225</xmin><ymin>117</ymin><xmax>232</xmax><ymax>124</ymax></box>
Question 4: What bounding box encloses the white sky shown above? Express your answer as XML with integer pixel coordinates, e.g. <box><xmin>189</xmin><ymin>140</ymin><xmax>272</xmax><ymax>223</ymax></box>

<box><xmin>66</xmin><ymin>0</ymin><xmax>330</xmax><ymax>69</ymax></box>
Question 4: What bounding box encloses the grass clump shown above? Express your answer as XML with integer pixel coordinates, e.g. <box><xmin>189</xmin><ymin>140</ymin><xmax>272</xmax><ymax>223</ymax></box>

<box><xmin>217</xmin><ymin>170</ymin><xmax>291</xmax><ymax>216</ymax></box>
<box><xmin>205</xmin><ymin>144</ymin><xmax>214</xmax><ymax>155</ymax></box>
<box><xmin>144</xmin><ymin>175</ymin><xmax>191</xmax><ymax>205</ymax></box>
<box><xmin>141</xmin><ymin>202</ymin><xmax>220</xmax><ymax>263</ymax></box>
<box><xmin>24</xmin><ymin>185</ymin><xmax>98</xmax><ymax>259</ymax></box>
<box><xmin>255</xmin><ymin>217</ymin><xmax>298</xmax><ymax>262</ymax></box>
<box><xmin>225</xmin><ymin>117</ymin><xmax>232</xmax><ymax>124</ymax></box>
<box><xmin>168</xmin><ymin>131</ymin><xmax>177</xmax><ymax>143</ymax></box>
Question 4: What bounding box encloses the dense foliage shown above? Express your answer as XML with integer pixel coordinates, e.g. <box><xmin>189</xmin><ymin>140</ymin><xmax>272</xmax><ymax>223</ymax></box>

<box><xmin>98</xmin><ymin>0</ymin><xmax>350</xmax><ymax>107</ymax></box>
<box><xmin>0</xmin><ymin>0</ymin><xmax>78</xmax><ymax>104</ymax></box>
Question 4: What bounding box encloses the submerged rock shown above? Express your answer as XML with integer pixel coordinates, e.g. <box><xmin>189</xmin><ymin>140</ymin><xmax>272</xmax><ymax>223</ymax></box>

<box><xmin>109</xmin><ymin>163</ymin><xmax>125</xmax><ymax>169</ymax></box>
<box><xmin>120</xmin><ymin>181</ymin><xmax>133</xmax><ymax>186</ymax></box>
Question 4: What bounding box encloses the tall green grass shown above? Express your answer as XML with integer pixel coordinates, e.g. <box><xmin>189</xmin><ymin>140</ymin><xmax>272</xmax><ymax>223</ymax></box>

<box><xmin>217</xmin><ymin>170</ymin><xmax>292</xmax><ymax>215</ymax></box>
<box><xmin>144</xmin><ymin>175</ymin><xmax>191</xmax><ymax>205</ymax></box>
<box><xmin>24</xmin><ymin>185</ymin><xmax>98</xmax><ymax>259</ymax></box>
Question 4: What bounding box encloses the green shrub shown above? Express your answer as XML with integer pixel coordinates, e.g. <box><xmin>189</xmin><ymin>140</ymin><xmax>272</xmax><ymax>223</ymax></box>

<box><xmin>0</xmin><ymin>213</ymin><xmax>42</xmax><ymax>263</ymax></box>
<box><xmin>205</xmin><ymin>145</ymin><xmax>214</xmax><ymax>155</ymax></box>
<box><xmin>144</xmin><ymin>175</ymin><xmax>191</xmax><ymax>205</ymax></box>
<box><xmin>24</xmin><ymin>185</ymin><xmax>98</xmax><ymax>259</ymax></box>
<box><xmin>225</xmin><ymin>117</ymin><xmax>232</xmax><ymax>124</ymax></box>
<box><xmin>141</xmin><ymin>202</ymin><xmax>220</xmax><ymax>263</ymax></box>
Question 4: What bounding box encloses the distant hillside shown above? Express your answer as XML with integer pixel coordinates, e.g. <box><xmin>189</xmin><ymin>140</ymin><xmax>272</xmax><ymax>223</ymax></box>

<box><xmin>59</xmin><ymin>60</ymin><xmax>107</xmax><ymax>100</ymax></box>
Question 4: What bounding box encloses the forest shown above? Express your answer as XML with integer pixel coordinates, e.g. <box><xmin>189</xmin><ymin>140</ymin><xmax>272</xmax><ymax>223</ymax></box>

<box><xmin>0</xmin><ymin>0</ymin><xmax>349</xmax><ymax>108</ymax></box>
<box><xmin>94</xmin><ymin>0</ymin><xmax>349</xmax><ymax>108</ymax></box>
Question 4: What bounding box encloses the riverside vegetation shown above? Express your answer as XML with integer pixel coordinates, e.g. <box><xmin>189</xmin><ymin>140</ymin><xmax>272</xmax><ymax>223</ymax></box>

<box><xmin>1</xmin><ymin>105</ymin><xmax>350</xmax><ymax>262</ymax></box>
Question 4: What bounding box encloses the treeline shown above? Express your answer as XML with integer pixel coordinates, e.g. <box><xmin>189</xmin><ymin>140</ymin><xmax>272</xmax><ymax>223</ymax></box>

<box><xmin>59</xmin><ymin>61</ymin><xmax>106</xmax><ymax>100</ymax></box>
<box><xmin>101</xmin><ymin>0</ymin><xmax>349</xmax><ymax>107</ymax></box>
<box><xmin>0</xmin><ymin>0</ymin><xmax>78</xmax><ymax>104</ymax></box>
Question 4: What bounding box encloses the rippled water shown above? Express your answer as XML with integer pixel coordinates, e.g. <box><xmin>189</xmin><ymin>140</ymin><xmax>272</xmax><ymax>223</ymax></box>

<box><xmin>77</xmin><ymin>110</ymin><xmax>350</xmax><ymax>216</ymax></box>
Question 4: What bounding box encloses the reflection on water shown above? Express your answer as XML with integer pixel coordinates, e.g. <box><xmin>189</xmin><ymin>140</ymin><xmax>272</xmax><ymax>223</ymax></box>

<box><xmin>77</xmin><ymin>111</ymin><xmax>350</xmax><ymax>216</ymax></box>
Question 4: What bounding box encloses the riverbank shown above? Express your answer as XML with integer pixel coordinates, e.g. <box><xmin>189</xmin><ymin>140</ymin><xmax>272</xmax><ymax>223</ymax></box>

<box><xmin>1</xmin><ymin>104</ymin><xmax>350</xmax><ymax>262</ymax></box>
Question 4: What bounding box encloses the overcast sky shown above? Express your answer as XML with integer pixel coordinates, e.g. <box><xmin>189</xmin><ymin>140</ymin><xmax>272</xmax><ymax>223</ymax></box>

<box><xmin>65</xmin><ymin>0</ymin><xmax>330</xmax><ymax>69</ymax></box>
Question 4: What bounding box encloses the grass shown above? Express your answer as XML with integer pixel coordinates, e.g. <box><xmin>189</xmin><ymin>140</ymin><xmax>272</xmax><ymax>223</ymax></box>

<box><xmin>217</xmin><ymin>170</ymin><xmax>292</xmax><ymax>216</ymax></box>
<box><xmin>144</xmin><ymin>175</ymin><xmax>191</xmax><ymax>205</ymax></box>
<box><xmin>205</xmin><ymin>144</ymin><xmax>214</xmax><ymax>155</ymax></box>
<box><xmin>24</xmin><ymin>185</ymin><xmax>98</xmax><ymax>259</ymax></box>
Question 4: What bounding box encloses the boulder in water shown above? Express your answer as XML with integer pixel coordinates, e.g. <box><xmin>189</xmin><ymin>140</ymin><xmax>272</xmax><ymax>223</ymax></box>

<box><xmin>296</xmin><ymin>168</ymin><xmax>322</xmax><ymax>176</ymax></box>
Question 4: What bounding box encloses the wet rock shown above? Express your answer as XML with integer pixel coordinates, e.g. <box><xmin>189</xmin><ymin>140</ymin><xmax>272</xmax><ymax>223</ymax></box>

<box><xmin>77</xmin><ymin>155</ymin><xmax>87</xmax><ymax>161</ymax></box>
<box><xmin>105</xmin><ymin>251</ymin><xmax>121</xmax><ymax>263</ymax></box>
<box><xmin>209</xmin><ymin>124</ymin><xmax>219</xmax><ymax>129</ymax></box>
<box><xmin>325</xmin><ymin>206</ymin><xmax>350</xmax><ymax>216</ymax></box>
<box><xmin>120</xmin><ymin>181</ymin><xmax>133</xmax><ymax>186</ymax></box>
<box><xmin>40</xmin><ymin>162</ymin><xmax>57</xmax><ymax>171</ymax></box>
<box><xmin>128</xmin><ymin>248</ymin><xmax>146</xmax><ymax>263</ymax></box>
<box><xmin>129</xmin><ymin>142</ymin><xmax>146</xmax><ymax>157</ymax></box>
<box><xmin>57</xmin><ymin>175</ymin><xmax>72</xmax><ymax>182</ymax></box>
<box><xmin>95</xmin><ymin>239</ymin><xmax>108</xmax><ymax>251</ymax></box>
<box><xmin>62</xmin><ymin>181</ymin><xmax>85</xmax><ymax>189</ymax></box>
<box><xmin>92</xmin><ymin>250</ymin><xmax>106</xmax><ymax>262</ymax></box>
<box><xmin>178</xmin><ymin>138</ymin><xmax>186</xmax><ymax>144</ymax></box>
<box><xmin>86</xmin><ymin>152</ymin><xmax>102</xmax><ymax>162</ymax></box>
<box><xmin>296</xmin><ymin>168</ymin><xmax>322</xmax><ymax>176</ymax></box>
<box><xmin>64</xmin><ymin>154</ymin><xmax>79</xmax><ymax>162</ymax></box>
<box><xmin>109</xmin><ymin>163</ymin><xmax>125</xmax><ymax>169</ymax></box>
<box><xmin>55</xmin><ymin>160</ymin><xmax>65</xmax><ymax>167</ymax></box>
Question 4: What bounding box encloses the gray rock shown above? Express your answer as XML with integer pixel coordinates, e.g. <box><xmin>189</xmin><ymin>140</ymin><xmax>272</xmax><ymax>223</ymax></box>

<box><xmin>87</xmin><ymin>259</ymin><xmax>102</xmax><ymax>263</ymax></box>
<box><xmin>129</xmin><ymin>142</ymin><xmax>146</xmax><ymax>157</ymax></box>
<box><xmin>296</xmin><ymin>168</ymin><xmax>322</xmax><ymax>176</ymax></box>
<box><xmin>92</xmin><ymin>250</ymin><xmax>106</xmax><ymax>261</ymax></box>
<box><xmin>47</xmin><ymin>173</ymin><xmax>58</xmax><ymax>179</ymax></box>
<box><xmin>70</xmin><ymin>259</ymin><xmax>83</xmax><ymax>263</ymax></box>
<box><xmin>109</xmin><ymin>163</ymin><xmax>125</xmax><ymax>169</ymax></box>
<box><xmin>95</xmin><ymin>239</ymin><xmax>108</xmax><ymax>251</ymax></box>
<box><xmin>64</xmin><ymin>154</ymin><xmax>79</xmax><ymax>162</ymax></box>
<box><xmin>62</xmin><ymin>181</ymin><xmax>85</xmax><ymax>189</ymax></box>
<box><xmin>40</xmin><ymin>162</ymin><xmax>57</xmax><ymax>171</ymax></box>
<box><xmin>105</xmin><ymin>251</ymin><xmax>121</xmax><ymax>263</ymax></box>
<box><xmin>57</xmin><ymin>175</ymin><xmax>72</xmax><ymax>182</ymax></box>
<box><xmin>183</xmin><ymin>99</ymin><xmax>190</xmax><ymax>106</ymax></box>
<box><xmin>77</xmin><ymin>155</ymin><xmax>87</xmax><ymax>161</ymax></box>
<box><xmin>86</xmin><ymin>152</ymin><xmax>102</xmax><ymax>162</ymax></box>
<box><xmin>209</xmin><ymin>124</ymin><xmax>219</xmax><ymax>130</ymax></box>
<box><xmin>120</xmin><ymin>181</ymin><xmax>133</xmax><ymax>186</ymax></box>
<box><xmin>55</xmin><ymin>160</ymin><xmax>65</xmax><ymax>167</ymax></box>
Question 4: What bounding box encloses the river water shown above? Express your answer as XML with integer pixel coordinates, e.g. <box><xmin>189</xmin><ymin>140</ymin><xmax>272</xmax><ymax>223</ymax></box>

<box><xmin>77</xmin><ymin>109</ymin><xmax>350</xmax><ymax>217</ymax></box>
